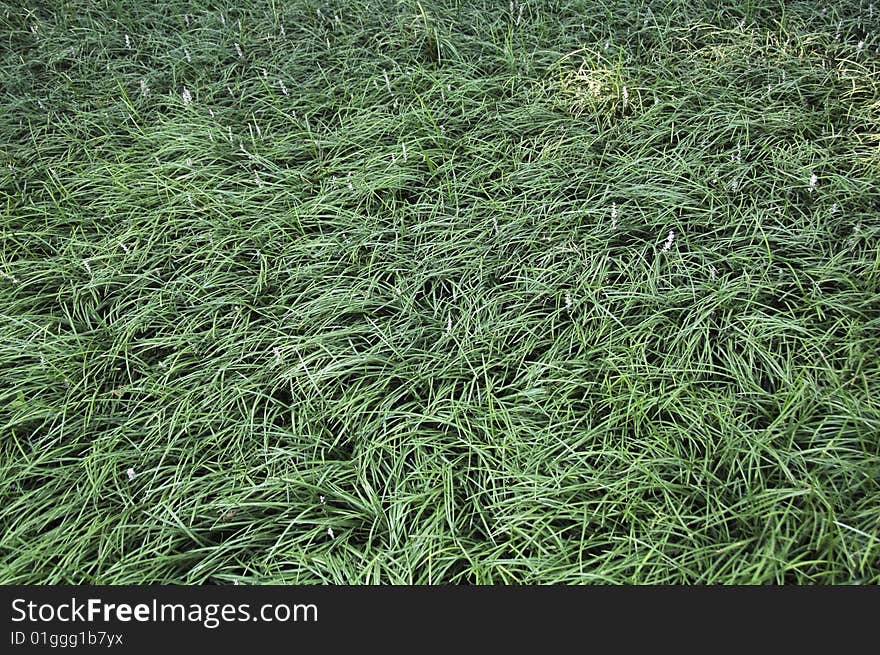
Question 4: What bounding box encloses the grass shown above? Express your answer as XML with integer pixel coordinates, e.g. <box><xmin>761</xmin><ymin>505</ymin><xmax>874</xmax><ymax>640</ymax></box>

<box><xmin>1</xmin><ymin>0</ymin><xmax>879</xmax><ymax>584</ymax></box>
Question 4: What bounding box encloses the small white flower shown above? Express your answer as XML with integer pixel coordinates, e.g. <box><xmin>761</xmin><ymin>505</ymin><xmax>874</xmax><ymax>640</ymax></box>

<box><xmin>82</xmin><ymin>260</ymin><xmax>92</xmax><ymax>274</ymax></box>
<box><xmin>809</xmin><ymin>173</ymin><xmax>818</xmax><ymax>192</ymax></box>
<box><xmin>273</xmin><ymin>346</ymin><xmax>281</xmax><ymax>363</ymax></box>
<box><xmin>184</xmin><ymin>48</ymin><xmax>191</xmax><ymax>63</ymax></box>
<box><xmin>347</xmin><ymin>172</ymin><xmax>354</xmax><ymax>191</ymax></box>
<box><xmin>402</xmin><ymin>142</ymin><xmax>407</xmax><ymax>162</ymax></box>
<box><xmin>139</xmin><ymin>79</ymin><xmax>149</xmax><ymax>96</ymax></box>
<box><xmin>446</xmin><ymin>315</ymin><xmax>452</xmax><ymax>335</ymax></box>
<box><xmin>181</xmin><ymin>87</ymin><xmax>193</xmax><ymax>105</ymax></box>
<box><xmin>124</xmin><ymin>34</ymin><xmax>131</xmax><ymax>50</ymax></box>
<box><xmin>739</xmin><ymin>19</ymin><xmax>746</xmax><ymax>29</ymax></box>
<box><xmin>857</xmin><ymin>40</ymin><xmax>865</xmax><ymax>52</ymax></box>
<box><xmin>279</xmin><ymin>79</ymin><xmax>289</xmax><ymax>96</ymax></box>
<box><xmin>661</xmin><ymin>230</ymin><xmax>675</xmax><ymax>251</ymax></box>
<box><xmin>319</xmin><ymin>495</ymin><xmax>326</xmax><ymax>504</ymax></box>
<box><xmin>327</xmin><ymin>527</ymin><xmax>334</xmax><ymax>539</ymax></box>
<box><xmin>622</xmin><ymin>86</ymin><xmax>629</xmax><ymax>107</ymax></box>
<box><xmin>0</xmin><ymin>271</ymin><xmax>20</xmax><ymax>284</ymax></box>
<box><xmin>709</xmin><ymin>265</ymin><xmax>718</xmax><ymax>281</ymax></box>
<box><xmin>126</xmin><ymin>468</ymin><xmax>136</xmax><ymax>481</ymax></box>
<box><xmin>234</xmin><ymin>42</ymin><xmax>243</xmax><ymax>59</ymax></box>
<box><xmin>184</xmin><ymin>13</ymin><xmax>190</xmax><ymax>27</ymax></box>
<box><xmin>565</xmin><ymin>292</ymin><xmax>573</xmax><ymax>309</ymax></box>
<box><xmin>604</xmin><ymin>41</ymin><xmax>610</xmax><ymax>50</ymax></box>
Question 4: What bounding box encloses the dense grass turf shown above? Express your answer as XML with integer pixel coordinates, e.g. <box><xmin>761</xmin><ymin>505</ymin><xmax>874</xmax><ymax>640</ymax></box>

<box><xmin>1</xmin><ymin>0</ymin><xmax>879</xmax><ymax>584</ymax></box>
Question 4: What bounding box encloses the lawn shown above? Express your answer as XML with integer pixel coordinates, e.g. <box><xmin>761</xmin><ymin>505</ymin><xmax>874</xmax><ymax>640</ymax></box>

<box><xmin>1</xmin><ymin>0</ymin><xmax>879</xmax><ymax>584</ymax></box>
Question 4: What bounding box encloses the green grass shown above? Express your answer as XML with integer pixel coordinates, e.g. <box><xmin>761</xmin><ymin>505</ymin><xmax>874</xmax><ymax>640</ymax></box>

<box><xmin>1</xmin><ymin>0</ymin><xmax>879</xmax><ymax>584</ymax></box>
